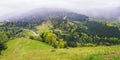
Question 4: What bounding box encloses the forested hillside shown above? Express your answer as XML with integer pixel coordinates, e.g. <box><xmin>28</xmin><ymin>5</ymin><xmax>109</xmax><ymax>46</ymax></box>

<box><xmin>0</xmin><ymin>8</ymin><xmax>120</xmax><ymax>56</ymax></box>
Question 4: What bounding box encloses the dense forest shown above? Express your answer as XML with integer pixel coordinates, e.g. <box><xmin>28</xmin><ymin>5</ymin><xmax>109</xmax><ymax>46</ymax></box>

<box><xmin>0</xmin><ymin>19</ymin><xmax>120</xmax><ymax>54</ymax></box>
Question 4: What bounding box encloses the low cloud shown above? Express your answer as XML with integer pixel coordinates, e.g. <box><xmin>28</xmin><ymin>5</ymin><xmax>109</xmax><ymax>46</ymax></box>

<box><xmin>0</xmin><ymin>0</ymin><xmax>120</xmax><ymax>16</ymax></box>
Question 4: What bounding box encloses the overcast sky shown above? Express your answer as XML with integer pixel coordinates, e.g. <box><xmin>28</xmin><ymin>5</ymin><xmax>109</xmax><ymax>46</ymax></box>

<box><xmin>0</xmin><ymin>0</ymin><xmax>120</xmax><ymax>16</ymax></box>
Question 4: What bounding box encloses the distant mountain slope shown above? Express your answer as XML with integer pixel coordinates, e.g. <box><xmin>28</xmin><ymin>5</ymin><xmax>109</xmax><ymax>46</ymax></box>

<box><xmin>81</xmin><ymin>7</ymin><xmax>120</xmax><ymax>20</ymax></box>
<box><xmin>1</xmin><ymin>8</ymin><xmax>88</xmax><ymax>23</ymax></box>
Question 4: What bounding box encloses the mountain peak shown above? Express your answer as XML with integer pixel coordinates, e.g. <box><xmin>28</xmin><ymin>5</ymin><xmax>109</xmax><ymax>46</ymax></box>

<box><xmin>1</xmin><ymin>8</ymin><xmax>88</xmax><ymax>23</ymax></box>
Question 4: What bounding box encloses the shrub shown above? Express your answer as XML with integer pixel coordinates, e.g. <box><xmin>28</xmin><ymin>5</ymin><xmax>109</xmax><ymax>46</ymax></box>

<box><xmin>104</xmin><ymin>42</ymin><xmax>111</xmax><ymax>46</ymax></box>
<box><xmin>84</xmin><ymin>43</ymin><xmax>96</xmax><ymax>47</ymax></box>
<box><xmin>58</xmin><ymin>39</ymin><xmax>66</xmax><ymax>48</ymax></box>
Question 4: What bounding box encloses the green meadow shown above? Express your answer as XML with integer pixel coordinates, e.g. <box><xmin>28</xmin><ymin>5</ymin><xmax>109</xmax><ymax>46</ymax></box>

<box><xmin>0</xmin><ymin>38</ymin><xmax>120</xmax><ymax>60</ymax></box>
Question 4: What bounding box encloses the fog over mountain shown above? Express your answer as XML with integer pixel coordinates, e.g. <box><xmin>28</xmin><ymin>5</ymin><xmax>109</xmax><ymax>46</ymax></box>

<box><xmin>77</xmin><ymin>7</ymin><xmax>120</xmax><ymax>20</ymax></box>
<box><xmin>0</xmin><ymin>0</ymin><xmax>120</xmax><ymax>21</ymax></box>
<box><xmin>1</xmin><ymin>7</ymin><xmax>120</xmax><ymax>22</ymax></box>
<box><xmin>0</xmin><ymin>8</ymin><xmax>88</xmax><ymax>23</ymax></box>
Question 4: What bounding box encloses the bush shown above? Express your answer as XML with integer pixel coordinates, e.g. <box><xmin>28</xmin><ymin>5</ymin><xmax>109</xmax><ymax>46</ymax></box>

<box><xmin>104</xmin><ymin>42</ymin><xmax>111</xmax><ymax>46</ymax></box>
<box><xmin>84</xmin><ymin>43</ymin><xmax>96</xmax><ymax>47</ymax></box>
<box><xmin>67</xmin><ymin>42</ymin><xmax>77</xmax><ymax>47</ymax></box>
<box><xmin>76</xmin><ymin>42</ymin><xmax>82</xmax><ymax>47</ymax></box>
<box><xmin>0</xmin><ymin>43</ymin><xmax>7</xmax><ymax>55</ymax></box>
<box><xmin>29</xmin><ymin>36</ymin><xmax>42</xmax><ymax>41</ymax></box>
<box><xmin>58</xmin><ymin>39</ymin><xmax>66</xmax><ymax>48</ymax></box>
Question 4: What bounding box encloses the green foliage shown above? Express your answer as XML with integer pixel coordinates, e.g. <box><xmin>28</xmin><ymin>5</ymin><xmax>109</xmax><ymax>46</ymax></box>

<box><xmin>0</xmin><ymin>32</ymin><xmax>8</xmax><ymax>43</ymax></box>
<box><xmin>79</xmin><ymin>33</ymin><xmax>93</xmax><ymax>46</ymax></box>
<box><xmin>29</xmin><ymin>36</ymin><xmax>42</xmax><ymax>41</ymax></box>
<box><xmin>16</xmin><ymin>29</ymin><xmax>35</xmax><ymax>38</ymax></box>
<box><xmin>42</xmin><ymin>31</ymin><xmax>57</xmax><ymax>48</ymax></box>
<box><xmin>86</xmin><ymin>21</ymin><xmax>120</xmax><ymax>37</ymax></box>
<box><xmin>1</xmin><ymin>17</ymin><xmax>120</xmax><ymax>49</ymax></box>
<box><xmin>84</xmin><ymin>43</ymin><xmax>96</xmax><ymax>47</ymax></box>
<box><xmin>0</xmin><ymin>19</ymin><xmax>120</xmax><ymax>59</ymax></box>
<box><xmin>58</xmin><ymin>39</ymin><xmax>66</xmax><ymax>48</ymax></box>
<box><xmin>0</xmin><ymin>32</ymin><xmax>8</xmax><ymax>54</ymax></box>
<box><xmin>0</xmin><ymin>43</ymin><xmax>7</xmax><ymax>55</ymax></box>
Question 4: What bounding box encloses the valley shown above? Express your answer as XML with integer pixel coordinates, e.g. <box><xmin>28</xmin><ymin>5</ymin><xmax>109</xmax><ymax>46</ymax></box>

<box><xmin>0</xmin><ymin>8</ymin><xmax>120</xmax><ymax>60</ymax></box>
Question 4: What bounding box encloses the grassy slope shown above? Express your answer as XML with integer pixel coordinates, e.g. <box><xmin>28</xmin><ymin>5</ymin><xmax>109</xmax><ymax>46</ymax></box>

<box><xmin>0</xmin><ymin>38</ymin><xmax>120</xmax><ymax>60</ymax></box>
<box><xmin>17</xmin><ymin>29</ymin><xmax>35</xmax><ymax>37</ymax></box>
<box><xmin>0</xmin><ymin>38</ymin><xmax>52</xmax><ymax>60</ymax></box>
<box><xmin>35</xmin><ymin>20</ymin><xmax>53</xmax><ymax>34</ymax></box>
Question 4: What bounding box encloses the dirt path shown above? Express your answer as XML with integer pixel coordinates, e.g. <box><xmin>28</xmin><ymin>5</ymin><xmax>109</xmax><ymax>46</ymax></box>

<box><xmin>30</xmin><ymin>30</ymin><xmax>39</xmax><ymax>36</ymax></box>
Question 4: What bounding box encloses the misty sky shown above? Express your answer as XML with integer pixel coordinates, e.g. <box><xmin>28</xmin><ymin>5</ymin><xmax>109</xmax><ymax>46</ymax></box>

<box><xmin>0</xmin><ymin>0</ymin><xmax>120</xmax><ymax>16</ymax></box>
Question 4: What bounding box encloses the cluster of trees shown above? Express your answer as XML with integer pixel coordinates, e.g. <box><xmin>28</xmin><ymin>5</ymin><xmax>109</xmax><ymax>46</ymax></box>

<box><xmin>0</xmin><ymin>26</ymin><xmax>23</xmax><ymax>54</ymax></box>
<box><xmin>86</xmin><ymin>21</ymin><xmax>120</xmax><ymax>37</ymax></box>
<box><xmin>3</xmin><ymin>22</ymin><xmax>38</xmax><ymax>29</ymax></box>
<box><xmin>0</xmin><ymin>32</ymin><xmax>8</xmax><ymax>54</ymax></box>
<box><xmin>49</xmin><ymin>20</ymin><xmax>120</xmax><ymax>47</ymax></box>
<box><xmin>0</xmin><ymin>18</ymin><xmax>120</xmax><ymax>52</ymax></box>
<box><xmin>40</xmin><ymin>29</ymin><xmax>120</xmax><ymax>48</ymax></box>
<box><xmin>77</xmin><ymin>33</ymin><xmax>120</xmax><ymax>47</ymax></box>
<box><xmin>41</xmin><ymin>31</ymin><xmax>66</xmax><ymax>48</ymax></box>
<box><xmin>27</xmin><ymin>20</ymin><xmax>120</xmax><ymax>48</ymax></box>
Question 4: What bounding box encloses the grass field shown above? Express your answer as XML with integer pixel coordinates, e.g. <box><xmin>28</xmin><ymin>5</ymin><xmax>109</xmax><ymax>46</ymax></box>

<box><xmin>35</xmin><ymin>20</ymin><xmax>52</xmax><ymax>34</ymax></box>
<box><xmin>0</xmin><ymin>38</ymin><xmax>120</xmax><ymax>60</ymax></box>
<box><xmin>17</xmin><ymin>29</ymin><xmax>36</xmax><ymax>37</ymax></box>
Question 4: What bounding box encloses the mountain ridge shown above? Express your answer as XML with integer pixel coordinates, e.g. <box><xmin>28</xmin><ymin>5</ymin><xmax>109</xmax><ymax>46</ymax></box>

<box><xmin>1</xmin><ymin>8</ymin><xmax>88</xmax><ymax>23</ymax></box>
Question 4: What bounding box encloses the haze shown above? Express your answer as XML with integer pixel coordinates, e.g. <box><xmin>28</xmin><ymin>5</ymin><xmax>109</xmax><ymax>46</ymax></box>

<box><xmin>0</xmin><ymin>0</ymin><xmax>120</xmax><ymax>16</ymax></box>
